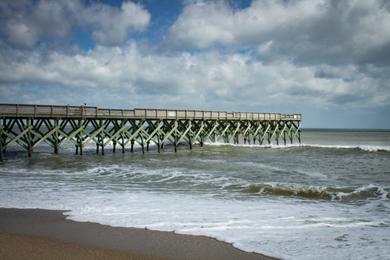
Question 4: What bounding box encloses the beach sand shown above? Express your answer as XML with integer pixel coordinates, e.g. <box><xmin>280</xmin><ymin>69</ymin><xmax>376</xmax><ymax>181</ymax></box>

<box><xmin>0</xmin><ymin>208</ymin><xmax>276</xmax><ymax>260</ymax></box>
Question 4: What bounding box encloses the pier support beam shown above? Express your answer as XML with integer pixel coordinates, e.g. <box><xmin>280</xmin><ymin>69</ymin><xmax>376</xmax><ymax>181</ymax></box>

<box><xmin>0</xmin><ymin>126</ymin><xmax>3</xmax><ymax>162</ymax></box>
<box><xmin>121</xmin><ymin>135</ymin><xmax>125</xmax><ymax>153</ymax></box>
<box><xmin>27</xmin><ymin>120</ymin><xmax>33</xmax><ymax>158</ymax></box>
<box><xmin>101</xmin><ymin>136</ymin><xmax>105</xmax><ymax>155</ymax></box>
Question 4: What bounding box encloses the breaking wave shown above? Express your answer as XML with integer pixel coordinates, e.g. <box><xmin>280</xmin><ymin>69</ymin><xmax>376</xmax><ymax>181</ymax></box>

<box><xmin>225</xmin><ymin>183</ymin><xmax>389</xmax><ymax>202</ymax></box>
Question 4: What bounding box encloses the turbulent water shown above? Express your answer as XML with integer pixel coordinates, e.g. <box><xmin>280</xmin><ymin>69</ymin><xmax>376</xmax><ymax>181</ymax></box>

<box><xmin>1</xmin><ymin>129</ymin><xmax>390</xmax><ymax>260</ymax></box>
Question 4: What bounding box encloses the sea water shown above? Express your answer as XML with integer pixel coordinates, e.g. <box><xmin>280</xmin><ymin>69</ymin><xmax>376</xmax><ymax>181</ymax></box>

<box><xmin>0</xmin><ymin>129</ymin><xmax>389</xmax><ymax>260</ymax></box>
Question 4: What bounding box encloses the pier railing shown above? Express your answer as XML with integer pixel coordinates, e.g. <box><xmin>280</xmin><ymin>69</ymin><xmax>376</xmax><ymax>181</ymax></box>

<box><xmin>0</xmin><ymin>104</ymin><xmax>302</xmax><ymax>121</ymax></box>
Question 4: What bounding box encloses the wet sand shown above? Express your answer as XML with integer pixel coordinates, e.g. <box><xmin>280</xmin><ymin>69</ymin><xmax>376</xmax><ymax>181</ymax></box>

<box><xmin>0</xmin><ymin>208</ymin><xmax>276</xmax><ymax>260</ymax></box>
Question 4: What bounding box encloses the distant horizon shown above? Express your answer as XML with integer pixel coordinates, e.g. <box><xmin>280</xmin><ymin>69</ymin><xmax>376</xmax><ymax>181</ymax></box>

<box><xmin>303</xmin><ymin>127</ymin><xmax>390</xmax><ymax>131</ymax></box>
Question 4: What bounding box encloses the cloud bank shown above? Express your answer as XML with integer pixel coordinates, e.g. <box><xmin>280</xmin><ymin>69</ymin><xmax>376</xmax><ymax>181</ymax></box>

<box><xmin>1</xmin><ymin>42</ymin><xmax>388</xmax><ymax>110</ymax></box>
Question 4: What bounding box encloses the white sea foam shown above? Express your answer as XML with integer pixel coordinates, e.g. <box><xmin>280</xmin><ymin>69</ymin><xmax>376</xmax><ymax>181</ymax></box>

<box><xmin>0</xmin><ymin>183</ymin><xmax>390</xmax><ymax>259</ymax></box>
<box><xmin>1</xmin><ymin>174</ymin><xmax>389</xmax><ymax>260</ymax></box>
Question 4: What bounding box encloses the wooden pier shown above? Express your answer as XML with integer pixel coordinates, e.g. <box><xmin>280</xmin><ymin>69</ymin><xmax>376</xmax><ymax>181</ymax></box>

<box><xmin>0</xmin><ymin>104</ymin><xmax>302</xmax><ymax>159</ymax></box>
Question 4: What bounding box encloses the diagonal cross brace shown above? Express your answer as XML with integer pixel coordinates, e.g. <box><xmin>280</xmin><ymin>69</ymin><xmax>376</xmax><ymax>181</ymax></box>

<box><xmin>261</xmin><ymin>123</ymin><xmax>271</xmax><ymax>140</ymax></box>
<box><xmin>145</xmin><ymin>124</ymin><xmax>161</xmax><ymax>143</ymax></box>
<box><xmin>206</xmin><ymin>122</ymin><xmax>219</xmax><ymax>139</ymax></box>
<box><xmin>103</xmin><ymin>124</ymin><xmax>128</xmax><ymax>146</ymax></box>
<box><xmin>5</xmin><ymin>126</ymin><xmax>32</xmax><ymax>146</ymax></box>
<box><xmin>161</xmin><ymin>123</ymin><xmax>177</xmax><ymax>144</ymax></box>
<box><xmin>193</xmin><ymin>122</ymin><xmax>204</xmax><ymax>142</ymax></box>
<box><xmin>31</xmin><ymin>126</ymin><xmax>60</xmax><ymax>148</ymax></box>
<box><xmin>177</xmin><ymin>121</ymin><xmax>192</xmax><ymax>144</ymax></box>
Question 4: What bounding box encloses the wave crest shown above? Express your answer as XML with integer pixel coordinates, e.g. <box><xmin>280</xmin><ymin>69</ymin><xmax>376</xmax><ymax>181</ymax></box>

<box><xmin>225</xmin><ymin>183</ymin><xmax>389</xmax><ymax>201</ymax></box>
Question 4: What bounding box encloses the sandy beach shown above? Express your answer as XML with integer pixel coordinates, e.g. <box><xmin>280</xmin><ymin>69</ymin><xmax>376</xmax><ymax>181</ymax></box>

<box><xmin>0</xmin><ymin>208</ymin><xmax>275</xmax><ymax>260</ymax></box>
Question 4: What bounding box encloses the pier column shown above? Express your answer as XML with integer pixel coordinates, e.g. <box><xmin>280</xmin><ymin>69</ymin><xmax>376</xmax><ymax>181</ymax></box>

<box><xmin>0</xmin><ymin>126</ymin><xmax>3</xmax><ymax>162</ymax></box>
<box><xmin>267</xmin><ymin>128</ymin><xmax>271</xmax><ymax>144</ymax></box>
<box><xmin>141</xmin><ymin>137</ymin><xmax>145</xmax><ymax>154</ymax></box>
<box><xmin>121</xmin><ymin>135</ymin><xmax>125</xmax><ymax>153</ymax></box>
<box><xmin>130</xmin><ymin>140</ymin><xmax>134</xmax><ymax>152</ymax></box>
<box><xmin>159</xmin><ymin>134</ymin><xmax>164</xmax><ymax>151</ymax></box>
<box><xmin>1</xmin><ymin>119</ymin><xmax>6</xmax><ymax>155</ymax></box>
<box><xmin>101</xmin><ymin>137</ymin><xmax>105</xmax><ymax>155</ymax></box>
<box><xmin>157</xmin><ymin>135</ymin><xmax>161</xmax><ymax>153</ymax></box>
<box><xmin>298</xmin><ymin>130</ymin><xmax>301</xmax><ymax>144</ymax></box>
<box><xmin>27</xmin><ymin>119</ymin><xmax>33</xmax><ymax>158</ymax></box>
<box><xmin>113</xmin><ymin>140</ymin><xmax>116</xmax><ymax>153</ymax></box>
<box><xmin>77</xmin><ymin>120</ymin><xmax>83</xmax><ymax>155</ymax></box>
<box><xmin>53</xmin><ymin>119</ymin><xmax>59</xmax><ymax>154</ymax></box>
<box><xmin>174</xmin><ymin>121</ymin><xmax>178</xmax><ymax>152</ymax></box>
<box><xmin>78</xmin><ymin>137</ymin><xmax>83</xmax><ymax>156</ymax></box>
<box><xmin>174</xmin><ymin>135</ymin><xmax>177</xmax><ymax>152</ymax></box>
<box><xmin>97</xmin><ymin>120</ymin><xmax>105</xmax><ymax>155</ymax></box>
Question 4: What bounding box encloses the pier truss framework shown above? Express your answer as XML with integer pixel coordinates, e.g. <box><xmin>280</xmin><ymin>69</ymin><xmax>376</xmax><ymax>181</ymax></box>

<box><xmin>0</xmin><ymin>104</ymin><xmax>302</xmax><ymax>157</ymax></box>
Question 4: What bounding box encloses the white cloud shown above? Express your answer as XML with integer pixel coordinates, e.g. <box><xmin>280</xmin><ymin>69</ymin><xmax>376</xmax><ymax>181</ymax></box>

<box><xmin>4</xmin><ymin>22</ymin><xmax>38</xmax><ymax>47</ymax></box>
<box><xmin>167</xmin><ymin>0</ymin><xmax>390</xmax><ymax>66</ymax></box>
<box><xmin>82</xmin><ymin>2</ymin><xmax>150</xmax><ymax>45</ymax></box>
<box><xmin>0</xmin><ymin>0</ymin><xmax>150</xmax><ymax>47</ymax></box>
<box><xmin>0</xmin><ymin>43</ymin><xmax>388</xmax><ymax>109</ymax></box>
<box><xmin>168</xmin><ymin>0</ymin><xmax>325</xmax><ymax>48</ymax></box>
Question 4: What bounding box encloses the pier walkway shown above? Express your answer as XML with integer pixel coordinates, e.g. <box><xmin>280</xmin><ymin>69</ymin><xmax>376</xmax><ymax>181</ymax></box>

<box><xmin>0</xmin><ymin>104</ymin><xmax>302</xmax><ymax>158</ymax></box>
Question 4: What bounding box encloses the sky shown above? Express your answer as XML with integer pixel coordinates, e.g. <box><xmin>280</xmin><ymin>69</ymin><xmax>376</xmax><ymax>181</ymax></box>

<box><xmin>0</xmin><ymin>0</ymin><xmax>389</xmax><ymax>129</ymax></box>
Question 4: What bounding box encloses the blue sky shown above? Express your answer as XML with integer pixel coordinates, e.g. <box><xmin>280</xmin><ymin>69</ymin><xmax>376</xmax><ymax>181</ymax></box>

<box><xmin>0</xmin><ymin>0</ymin><xmax>390</xmax><ymax>128</ymax></box>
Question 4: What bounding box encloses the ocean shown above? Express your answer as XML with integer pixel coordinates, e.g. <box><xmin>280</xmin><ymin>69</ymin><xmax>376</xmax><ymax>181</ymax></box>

<box><xmin>0</xmin><ymin>129</ymin><xmax>389</xmax><ymax>259</ymax></box>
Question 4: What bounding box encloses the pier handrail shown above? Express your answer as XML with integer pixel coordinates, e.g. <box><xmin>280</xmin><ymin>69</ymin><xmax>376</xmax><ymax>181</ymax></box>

<box><xmin>0</xmin><ymin>104</ymin><xmax>302</xmax><ymax>121</ymax></box>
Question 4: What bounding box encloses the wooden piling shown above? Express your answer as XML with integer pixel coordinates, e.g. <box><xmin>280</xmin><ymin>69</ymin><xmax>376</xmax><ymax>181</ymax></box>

<box><xmin>0</xmin><ymin>126</ymin><xmax>3</xmax><ymax>162</ymax></box>
<box><xmin>121</xmin><ymin>135</ymin><xmax>125</xmax><ymax>153</ymax></box>
<box><xmin>27</xmin><ymin>120</ymin><xmax>32</xmax><ymax>158</ymax></box>
<box><xmin>52</xmin><ymin>119</ymin><xmax>58</xmax><ymax>154</ymax></box>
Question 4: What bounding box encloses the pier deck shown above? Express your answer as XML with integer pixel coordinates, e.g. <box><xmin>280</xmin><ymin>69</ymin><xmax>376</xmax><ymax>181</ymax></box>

<box><xmin>0</xmin><ymin>104</ymin><xmax>302</xmax><ymax>158</ymax></box>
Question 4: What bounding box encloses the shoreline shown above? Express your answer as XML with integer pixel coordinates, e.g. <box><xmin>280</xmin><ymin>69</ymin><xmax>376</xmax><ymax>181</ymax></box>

<box><xmin>0</xmin><ymin>208</ymin><xmax>277</xmax><ymax>260</ymax></box>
